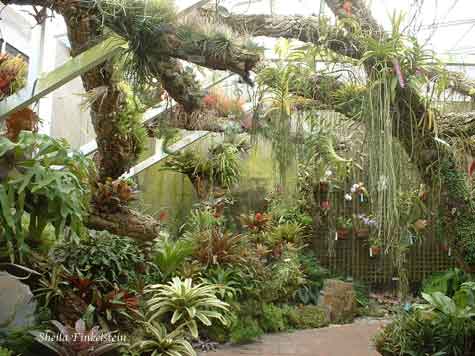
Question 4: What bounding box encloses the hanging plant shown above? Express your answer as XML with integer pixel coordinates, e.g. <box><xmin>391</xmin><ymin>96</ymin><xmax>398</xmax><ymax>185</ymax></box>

<box><xmin>369</xmin><ymin>237</ymin><xmax>383</xmax><ymax>257</ymax></box>
<box><xmin>336</xmin><ymin>217</ymin><xmax>352</xmax><ymax>240</ymax></box>
<box><xmin>0</xmin><ymin>54</ymin><xmax>27</xmax><ymax>99</ymax></box>
<box><xmin>5</xmin><ymin>108</ymin><xmax>38</xmax><ymax>142</ymax></box>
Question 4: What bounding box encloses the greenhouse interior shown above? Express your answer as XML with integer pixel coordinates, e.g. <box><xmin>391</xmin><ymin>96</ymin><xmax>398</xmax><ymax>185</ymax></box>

<box><xmin>2</xmin><ymin>0</ymin><xmax>475</xmax><ymax>355</ymax></box>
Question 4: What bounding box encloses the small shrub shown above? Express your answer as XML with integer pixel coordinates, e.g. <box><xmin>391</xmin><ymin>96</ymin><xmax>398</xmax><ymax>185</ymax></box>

<box><xmin>152</xmin><ymin>235</ymin><xmax>193</xmax><ymax>280</ymax></box>
<box><xmin>260</xmin><ymin>304</ymin><xmax>287</xmax><ymax>333</ymax></box>
<box><xmin>375</xmin><ymin>289</ymin><xmax>475</xmax><ymax>356</ymax></box>
<box><xmin>239</xmin><ymin>212</ymin><xmax>271</xmax><ymax>233</ymax></box>
<box><xmin>293</xmin><ymin>253</ymin><xmax>329</xmax><ymax>305</ymax></box>
<box><xmin>229</xmin><ymin>317</ymin><xmax>263</xmax><ymax>344</ymax></box>
<box><xmin>52</xmin><ymin>231</ymin><xmax>145</xmax><ymax>289</ymax></box>
<box><xmin>266</xmin><ymin>223</ymin><xmax>304</xmax><ymax>246</ymax></box>
<box><xmin>353</xmin><ymin>281</ymin><xmax>370</xmax><ymax>308</ymax></box>
<box><xmin>203</xmin><ymin>312</ymin><xmax>237</xmax><ymax>343</ymax></box>
<box><xmin>0</xmin><ymin>328</ymin><xmax>38</xmax><ymax>356</ymax></box>
<box><xmin>261</xmin><ymin>250</ymin><xmax>305</xmax><ymax>302</ymax></box>
<box><xmin>191</xmin><ymin>229</ymin><xmax>245</xmax><ymax>267</ymax></box>
<box><xmin>201</xmin><ymin>267</ymin><xmax>243</xmax><ymax>301</ymax></box>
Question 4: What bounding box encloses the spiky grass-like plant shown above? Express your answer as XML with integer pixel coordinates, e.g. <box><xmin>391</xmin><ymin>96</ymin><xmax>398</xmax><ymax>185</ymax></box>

<box><xmin>94</xmin><ymin>0</ymin><xmax>177</xmax><ymax>89</ymax></box>
<box><xmin>163</xmin><ymin>142</ymin><xmax>241</xmax><ymax>190</ymax></box>
<box><xmin>204</xmin><ymin>142</ymin><xmax>241</xmax><ymax>189</ymax></box>
<box><xmin>92</xmin><ymin>0</ymin><xmax>260</xmax><ymax>91</ymax></box>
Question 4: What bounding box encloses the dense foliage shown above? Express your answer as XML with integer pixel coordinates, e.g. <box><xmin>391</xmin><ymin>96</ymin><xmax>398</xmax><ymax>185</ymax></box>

<box><xmin>376</xmin><ymin>274</ymin><xmax>475</xmax><ymax>355</ymax></box>
<box><xmin>5</xmin><ymin>1</ymin><xmax>475</xmax><ymax>355</ymax></box>
<box><xmin>0</xmin><ymin>132</ymin><xmax>92</xmax><ymax>263</ymax></box>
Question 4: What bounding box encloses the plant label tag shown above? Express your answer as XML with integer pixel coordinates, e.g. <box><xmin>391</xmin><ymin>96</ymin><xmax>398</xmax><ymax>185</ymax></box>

<box><xmin>369</xmin><ymin>248</ymin><xmax>373</xmax><ymax>257</ymax></box>
<box><xmin>335</xmin><ymin>232</ymin><xmax>338</xmax><ymax>241</ymax></box>
<box><xmin>448</xmin><ymin>248</ymin><xmax>451</xmax><ymax>257</ymax></box>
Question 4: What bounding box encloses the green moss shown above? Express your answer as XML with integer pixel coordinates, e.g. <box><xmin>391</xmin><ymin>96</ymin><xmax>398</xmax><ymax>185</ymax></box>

<box><xmin>116</xmin><ymin>85</ymin><xmax>148</xmax><ymax>160</ymax></box>
<box><xmin>440</xmin><ymin>158</ymin><xmax>475</xmax><ymax>266</ymax></box>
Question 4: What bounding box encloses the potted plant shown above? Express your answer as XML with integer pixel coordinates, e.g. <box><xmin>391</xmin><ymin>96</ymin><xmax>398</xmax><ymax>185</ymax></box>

<box><xmin>369</xmin><ymin>239</ymin><xmax>382</xmax><ymax>257</ymax></box>
<box><xmin>336</xmin><ymin>217</ymin><xmax>352</xmax><ymax>240</ymax></box>
<box><xmin>319</xmin><ymin>169</ymin><xmax>334</xmax><ymax>193</ymax></box>
<box><xmin>440</xmin><ymin>241</ymin><xmax>450</xmax><ymax>254</ymax></box>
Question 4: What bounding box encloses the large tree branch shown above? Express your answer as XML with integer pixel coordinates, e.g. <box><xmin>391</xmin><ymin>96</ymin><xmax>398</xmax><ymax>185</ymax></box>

<box><xmin>86</xmin><ymin>207</ymin><xmax>160</xmax><ymax>242</ymax></box>
<box><xmin>155</xmin><ymin>60</ymin><xmax>203</xmax><ymax>112</ymax></box>
<box><xmin>221</xmin><ymin>10</ymin><xmax>475</xmax><ymax>99</ymax></box>
<box><xmin>215</xmin><ymin>13</ymin><xmax>360</xmax><ymax>58</ymax></box>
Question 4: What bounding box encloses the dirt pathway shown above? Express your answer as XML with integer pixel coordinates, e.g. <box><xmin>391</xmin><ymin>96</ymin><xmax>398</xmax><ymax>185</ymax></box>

<box><xmin>200</xmin><ymin>318</ymin><xmax>388</xmax><ymax>356</ymax></box>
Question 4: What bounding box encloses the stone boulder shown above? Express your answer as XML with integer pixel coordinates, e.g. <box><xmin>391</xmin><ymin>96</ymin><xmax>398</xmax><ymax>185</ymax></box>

<box><xmin>0</xmin><ymin>272</ymin><xmax>37</xmax><ymax>333</ymax></box>
<box><xmin>318</xmin><ymin>279</ymin><xmax>358</xmax><ymax>323</ymax></box>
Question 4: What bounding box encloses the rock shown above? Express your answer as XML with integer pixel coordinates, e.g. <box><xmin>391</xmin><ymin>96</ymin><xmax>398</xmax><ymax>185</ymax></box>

<box><xmin>0</xmin><ymin>272</ymin><xmax>37</xmax><ymax>333</ymax></box>
<box><xmin>318</xmin><ymin>279</ymin><xmax>358</xmax><ymax>323</ymax></box>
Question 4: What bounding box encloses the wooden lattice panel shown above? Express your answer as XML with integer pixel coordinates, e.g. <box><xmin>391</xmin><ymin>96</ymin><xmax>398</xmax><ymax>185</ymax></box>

<box><xmin>313</xmin><ymin>233</ymin><xmax>456</xmax><ymax>288</ymax></box>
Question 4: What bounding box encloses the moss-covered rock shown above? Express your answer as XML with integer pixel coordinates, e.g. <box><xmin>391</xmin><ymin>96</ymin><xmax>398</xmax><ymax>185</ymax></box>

<box><xmin>318</xmin><ymin>279</ymin><xmax>358</xmax><ymax>323</ymax></box>
<box><xmin>284</xmin><ymin>305</ymin><xmax>329</xmax><ymax>329</ymax></box>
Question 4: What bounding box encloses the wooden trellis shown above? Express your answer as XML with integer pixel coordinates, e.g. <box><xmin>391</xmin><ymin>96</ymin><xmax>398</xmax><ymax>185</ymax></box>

<box><xmin>313</xmin><ymin>233</ymin><xmax>456</xmax><ymax>289</ymax></box>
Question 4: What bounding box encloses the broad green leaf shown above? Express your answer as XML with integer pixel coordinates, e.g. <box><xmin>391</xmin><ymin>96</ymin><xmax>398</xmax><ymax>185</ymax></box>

<box><xmin>0</xmin><ymin>185</ymin><xmax>15</xmax><ymax>230</ymax></box>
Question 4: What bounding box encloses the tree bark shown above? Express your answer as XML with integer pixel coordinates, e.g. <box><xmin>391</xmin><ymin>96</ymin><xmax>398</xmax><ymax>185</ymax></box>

<box><xmin>86</xmin><ymin>207</ymin><xmax>160</xmax><ymax>242</ymax></box>
<box><xmin>214</xmin><ymin>12</ymin><xmax>361</xmax><ymax>58</ymax></box>
<box><xmin>60</xmin><ymin>7</ymin><xmax>138</xmax><ymax>181</ymax></box>
<box><xmin>155</xmin><ymin>60</ymin><xmax>203</xmax><ymax>113</ymax></box>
